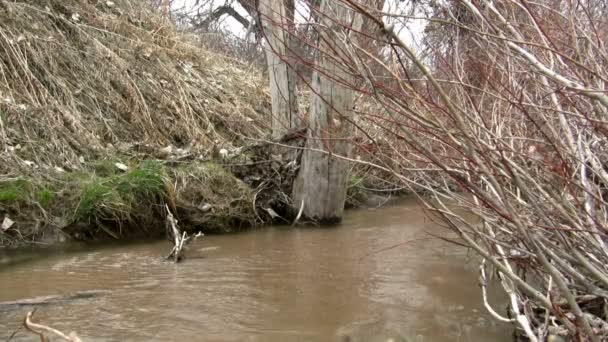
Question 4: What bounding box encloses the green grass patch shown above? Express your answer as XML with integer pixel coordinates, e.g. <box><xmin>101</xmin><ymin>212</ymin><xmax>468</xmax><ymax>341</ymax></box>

<box><xmin>73</xmin><ymin>160</ymin><xmax>167</xmax><ymax>223</ymax></box>
<box><xmin>346</xmin><ymin>172</ymin><xmax>368</xmax><ymax>208</ymax></box>
<box><xmin>0</xmin><ymin>178</ymin><xmax>32</xmax><ymax>204</ymax></box>
<box><xmin>73</xmin><ymin>179</ymin><xmax>116</xmax><ymax>221</ymax></box>
<box><xmin>116</xmin><ymin>160</ymin><xmax>165</xmax><ymax>197</ymax></box>
<box><xmin>0</xmin><ymin>177</ymin><xmax>58</xmax><ymax>211</ymax></box>
<box><xmin>37</xmin><ymin>186</ymin><xmax>55</xmax><ymax>208</ymax></box>
<box><xmin>349</xmin><ymin>174</ymin><xmax>364</xmax><ymax>188</ymax></box>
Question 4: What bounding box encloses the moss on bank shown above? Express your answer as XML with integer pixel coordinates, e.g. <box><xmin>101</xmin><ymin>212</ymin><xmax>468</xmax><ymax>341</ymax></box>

<box><xmin>0</xmin><ymin>161</ymin><xmax>257</xmax><ymax>246</ymax></box>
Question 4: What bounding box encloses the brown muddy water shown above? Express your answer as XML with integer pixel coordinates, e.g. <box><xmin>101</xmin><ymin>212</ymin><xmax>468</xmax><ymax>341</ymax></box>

<box><xmin>0</xmin><ymin>198</ymin><xmax>511</xmax><ymax>341</ymax></box>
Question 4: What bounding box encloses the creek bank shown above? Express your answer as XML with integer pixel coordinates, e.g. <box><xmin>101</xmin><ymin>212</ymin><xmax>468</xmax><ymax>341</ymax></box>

<box><xmin>0</xmin><ymin>139</ymin><xmax>396</xmax><ymax>247</ymax></box>
<box><xmin>0</xmin><ymin>0</ymin><xmax>404</xmax><ymax>248</ymax></box>
<box><xmin>1</xmin><ymin>159</ymin><xmax>254</xmax><ymax>246</ymax></box>
<box><xmin>0</xmin><ymin>0</ymin><xmax>272</xmax><ymax>247</ymax></box>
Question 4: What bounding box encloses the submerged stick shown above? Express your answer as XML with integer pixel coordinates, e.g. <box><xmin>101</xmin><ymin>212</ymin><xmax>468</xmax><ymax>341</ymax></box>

<box><xmin>292</xmin><ymin>199</ymin><xmax>304</xmax><ymax>226</ymax></box>
<box><xmin>24</xmin><ymin>310</ymin><xmax>82</xmax><ymax>342</ymax></box>
<box><xmin>165</xmin><ymin>205</ymin><xmax>203</xmax><ymax>263</ymax></box>
<box><xmin>0</xmin><ymin>290</ymin><xmax>108</xmax><ymax>310</ymax></box>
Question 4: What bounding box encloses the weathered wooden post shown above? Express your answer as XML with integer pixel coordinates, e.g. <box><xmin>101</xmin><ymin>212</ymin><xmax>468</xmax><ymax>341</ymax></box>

<box><xmin>258</xmin><ymin>0</ymin><xmax>299</xmax><ymax>138</ymax></box>
<box><xmin>291</xmin><ymin>0</ymin><xmax>362</xmax><ymax>223</ymax></box>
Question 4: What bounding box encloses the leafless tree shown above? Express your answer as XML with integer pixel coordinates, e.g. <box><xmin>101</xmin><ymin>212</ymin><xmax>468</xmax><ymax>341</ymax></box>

<box><xmin>156</xmin><ymin>0</ymin><xmax>608</xmax><ymax>338</ymax></box>
<box><xmin>268</xmin><ymin>0</ymin><xmax>608</xmax><ymax>339</ymax></box>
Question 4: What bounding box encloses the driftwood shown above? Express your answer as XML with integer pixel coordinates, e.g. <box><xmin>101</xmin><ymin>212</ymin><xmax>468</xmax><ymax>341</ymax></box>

<box><xmin>0</xmin><ymin>290</ymin><xmax>109</xmax><ymax>311</ymax></box>
<box><xmin>24</xmin><ymin>310</ymin><xmax>82</xmax><ymax>342</ymax></box>
<box><xmin>165</xmin><ymin>205</ymin><xmax>203</xmax><ymax>262</ymax></box>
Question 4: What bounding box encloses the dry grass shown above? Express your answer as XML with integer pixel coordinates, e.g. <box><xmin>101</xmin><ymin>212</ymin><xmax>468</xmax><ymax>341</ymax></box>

<box><xmin>0</xmin><ymin>0</ymin><xmax>270</xmax><ymax>176</ymax></box>
<box><xmin>0</xmin><ymin>0</ymin><xmax>391</xmax><ymax>246</ymax></box>
<box><xmin>0</xmin><ymin>0</ymin><xmax>272</xmax><ymax>245</ymax></box>
<box><xmin>170</xmin><ymin>162</ymin><xmax>257</xmax><ymax>233</ymax></box>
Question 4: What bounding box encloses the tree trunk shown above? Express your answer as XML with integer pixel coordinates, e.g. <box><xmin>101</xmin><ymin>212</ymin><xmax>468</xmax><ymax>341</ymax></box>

<box><xmin>291</xmin><ymin>0</ymin><xmax>362</xmax><ymax>223</ymax></box>
<box><xmin>259</xmin><ymin>0</ymin><xmax>299</xmax><ymax>138</ymax></box>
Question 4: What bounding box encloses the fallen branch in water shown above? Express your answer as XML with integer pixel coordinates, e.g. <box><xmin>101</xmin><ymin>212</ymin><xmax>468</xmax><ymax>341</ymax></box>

<box><xmin>0</xmin><ymin>290</ymin><xmax>108</xmax><ymax>310</ymax></box>
<box><xmin>24</xmin><ymin>310</ymin><xmax>82</xmax><ymax>342</ymax></box>
<box><xmin>479</xmin><ymin>260</ymin><xmax>514</xmax><ymax>324</ymax></box>
<box><xmin>165</xmin><ymin>205</ymin><xmax>203</xmax><ymax>262</ymax></box>
<box><xmin>291</xmin><ymin>199</ymin><xmax>304</xmax><ymax>226</ymax></box>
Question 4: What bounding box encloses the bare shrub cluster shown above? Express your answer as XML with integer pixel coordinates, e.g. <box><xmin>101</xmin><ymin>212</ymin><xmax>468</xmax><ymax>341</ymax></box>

<box><xmin>258</xmin><ymin>0</ymin><xmax>608</xmax><ymax>339</ymax></box>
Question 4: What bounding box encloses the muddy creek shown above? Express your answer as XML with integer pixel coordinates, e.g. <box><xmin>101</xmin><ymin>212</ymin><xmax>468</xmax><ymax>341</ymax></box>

<box><xmin>0</xmin><ymin>198</ymin><xmax>511</xmax><ymax>341</ymax></box>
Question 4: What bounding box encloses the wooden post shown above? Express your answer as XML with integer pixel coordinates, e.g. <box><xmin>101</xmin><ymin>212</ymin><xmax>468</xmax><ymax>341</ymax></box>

<box><xmin>259</xmin><ymin>0</ymin><xmax>299</xmax><ymax>138</ymax></box>
<box><xmin>291</xmin><ymin>0</ymin><xmax>362</xmax><ymax>223</ymax></box>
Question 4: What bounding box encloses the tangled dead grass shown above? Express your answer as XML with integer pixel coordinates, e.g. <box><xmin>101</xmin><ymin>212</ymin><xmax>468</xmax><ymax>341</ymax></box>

<box><xmin>170</xmin><ymin>162</ymin><xmax>257</xmax><ymax>233</ymax></box>
<box><xmin>0</xmin><ymin>0</ymin><xmax>269</xmax><ymax>171</ymax></box>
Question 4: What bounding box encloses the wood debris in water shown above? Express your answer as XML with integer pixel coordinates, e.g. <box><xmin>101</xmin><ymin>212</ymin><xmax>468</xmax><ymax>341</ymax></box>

<box><xmin>165</xmin><ymin>205</ymin><xmax>203</xmax><ymax>263</ymax></box>
<box><xmin>24</xmin><ymin>310</ymin><xmax>82</xmax><ymax>342</ymax></box>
